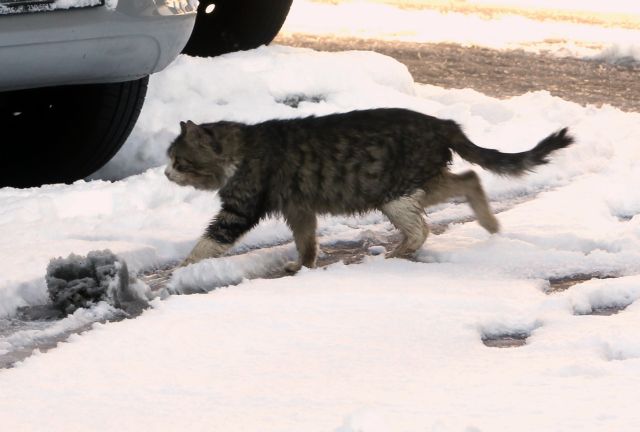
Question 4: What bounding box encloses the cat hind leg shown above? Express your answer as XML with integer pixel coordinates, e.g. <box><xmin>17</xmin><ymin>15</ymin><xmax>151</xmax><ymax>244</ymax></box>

<box><xmin>284</xmin><ymin>209</ymin><xmax>318</xmax><ymax>273</ymax></box>
<box><xmin>381</xmin><ymin>195</ymin><xmax>429</xmax><ymax>258</ymax></box>
<box><xmin>419</xmin><ymin>170</ymin><xmax>499</xmax><ymax>234</ymax></box>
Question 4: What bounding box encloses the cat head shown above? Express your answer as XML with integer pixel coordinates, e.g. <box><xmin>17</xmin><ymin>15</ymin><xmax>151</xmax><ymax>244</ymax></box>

<box><xmin>165</xmin><ymin>120</ymin><xmax>241</xmax><ymax>191</ymax></box>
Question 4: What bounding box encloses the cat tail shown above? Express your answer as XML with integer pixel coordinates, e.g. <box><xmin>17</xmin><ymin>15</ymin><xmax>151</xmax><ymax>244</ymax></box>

<box><xmin>445</xmin><ymin>121</ymin><xmax>574</xmax><ymax>176</ymax></box>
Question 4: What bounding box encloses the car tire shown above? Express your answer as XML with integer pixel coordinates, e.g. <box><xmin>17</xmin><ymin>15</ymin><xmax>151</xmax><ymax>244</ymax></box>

<box><xmin>182</xmin><ymin>0</ymin><xmax>293</xmax><ymax>57</ymax></box>
<box><xmin>0</xmin><ymin>77</ymin><xmax>148</xmax><ymax>188</ymax></box>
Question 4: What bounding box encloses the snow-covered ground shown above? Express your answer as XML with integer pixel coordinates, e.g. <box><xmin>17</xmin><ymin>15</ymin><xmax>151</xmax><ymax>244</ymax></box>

<box><xmin>1</xmin><ymin>44</ymin><xmax>640</xmax><ymax>430</ymax></box>
<box><xmin>281</xmin><ymin>0</ymin><xmax>640</xmax><ymax>63</ymax></box>
<box><xmin>2</xmin><ymin>0</ymin><xmax>640</xmax><ymax>427</ymax></box>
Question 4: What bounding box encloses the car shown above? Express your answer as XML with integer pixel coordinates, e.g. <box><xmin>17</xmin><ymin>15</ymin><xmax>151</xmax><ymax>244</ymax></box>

<box><xmin>0</xmin><ymin>0</ymin><xmax>293</xmax><ymax>188</ymax></box>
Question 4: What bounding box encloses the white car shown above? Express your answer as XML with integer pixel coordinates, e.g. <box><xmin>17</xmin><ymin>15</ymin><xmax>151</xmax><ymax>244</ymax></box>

<box><xmin>0</xmin><ymin>0</ymin><xmax>292</xmax><ymax>187</ymax></box>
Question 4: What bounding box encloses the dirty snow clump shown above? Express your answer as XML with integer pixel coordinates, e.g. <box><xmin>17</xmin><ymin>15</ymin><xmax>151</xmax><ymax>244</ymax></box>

<box><xmin>46</xmin><ymin>250</ymin><xmax>146</xmax><ymax>315</ymax></box>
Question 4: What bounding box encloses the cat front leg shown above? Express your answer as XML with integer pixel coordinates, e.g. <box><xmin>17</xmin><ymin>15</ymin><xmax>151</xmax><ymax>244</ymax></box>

<box><xmin>181</xmin><ymin>200</ymin><xmax>263</xmax><ymax>267</ymax></box>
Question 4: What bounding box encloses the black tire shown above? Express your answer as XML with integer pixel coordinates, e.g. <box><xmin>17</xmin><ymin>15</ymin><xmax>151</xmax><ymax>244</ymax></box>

<box><xmin>182</xmin><ymin>0</ymin><xmax>293</xmax><ymax>57</ymax></box>
<box><xmin>0</xmin><ymin>77</ymin><xmax>148</xmax><ymax>188</ymax></box>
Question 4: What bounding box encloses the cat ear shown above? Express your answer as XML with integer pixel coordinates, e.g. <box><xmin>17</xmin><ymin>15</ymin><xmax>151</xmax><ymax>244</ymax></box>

<box><xmin>201</xmin><ymin>126</ymin><xmax>223</xmax><ymax>154</ymax></box>
<box><xmin>181</xmin><ymin>120</ymin><xmax>200</xmax><ymax>136</ymax></box>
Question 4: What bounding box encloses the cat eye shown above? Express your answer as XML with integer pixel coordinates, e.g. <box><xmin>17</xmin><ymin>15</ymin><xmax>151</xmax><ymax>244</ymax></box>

<box><xmin>174</xmin><ymin>158</ymin><xmax>193</xmax><ymax>172</ymax></box>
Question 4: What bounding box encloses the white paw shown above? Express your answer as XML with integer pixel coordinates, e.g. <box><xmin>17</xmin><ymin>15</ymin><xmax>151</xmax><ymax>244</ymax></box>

<box><xmin>181</xmin><ymin>237</ymin><xmax>229</xmax><ymax>267</ymax></box>
<box><xmin>284</xmin><ymin>261</ymin><xmax>302</xmax><ymax>273</ymax></box>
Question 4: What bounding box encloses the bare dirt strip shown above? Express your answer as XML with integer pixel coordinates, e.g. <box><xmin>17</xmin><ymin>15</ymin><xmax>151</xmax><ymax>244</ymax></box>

<box><xmin>275</xmin><ymin>34</ymin><xmax>640</xmax><ymax>113</ymax></box>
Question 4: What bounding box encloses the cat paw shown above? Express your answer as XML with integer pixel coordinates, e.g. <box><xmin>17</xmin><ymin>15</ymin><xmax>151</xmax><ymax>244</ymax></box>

<box><xmin>385</xmin><ymin>248</ymin><xmax>409</xmax><ymax>259</ymax></box>
<box><xmin>180</xmin><ymin>256</ymin><xmax>201</xmax><ymax>267</ymax></box>
<box><xmin>181</xmin><ymin>237</ymin><xmax>230</xmax><ymax>267</ymax></box>
<box><xmin>284</xmin><ymin>261</ymin><xmax>302</xmax><ymax>274</ymax></box>
<box><xmin>479</xmin><ymin>216</ymin><xmax>500</xmax><ymax>234</ymax></box>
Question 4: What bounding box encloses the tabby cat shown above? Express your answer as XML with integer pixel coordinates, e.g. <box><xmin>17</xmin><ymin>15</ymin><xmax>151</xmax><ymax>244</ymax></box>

<box><xmin>165</xmin><ymin>108</ymin><xmax>572</xmax><ymax>271</ymax></box>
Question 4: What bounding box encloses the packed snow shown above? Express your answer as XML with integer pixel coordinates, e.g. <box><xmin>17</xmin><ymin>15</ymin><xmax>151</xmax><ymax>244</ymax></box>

<box><xmin>281</xmin><ymin>0</ymin><xmax>640</xmax><ymax>63</ymax></box>
<box><xmin>1</xmin><ymin>43</ymin><xmax>639</xmax><ymax>429</ymax></box>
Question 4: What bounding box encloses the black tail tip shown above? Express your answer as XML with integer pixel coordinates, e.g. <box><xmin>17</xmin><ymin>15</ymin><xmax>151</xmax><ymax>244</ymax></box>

<box><xmin>551</xmin><ymin>127</ymin><xmax>575</xmax><ymax>148</ymax></box>
<box><xmin>530</xmin><ymin>126</ymin><xmax>575</xmax><ymax>168</ymax></box>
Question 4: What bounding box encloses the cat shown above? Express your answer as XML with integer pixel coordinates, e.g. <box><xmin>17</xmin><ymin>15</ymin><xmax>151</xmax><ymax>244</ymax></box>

<box><xmin>165</xmin><ymin>108</ymin><xmax>573</xmax><ymax>271</ymax></box>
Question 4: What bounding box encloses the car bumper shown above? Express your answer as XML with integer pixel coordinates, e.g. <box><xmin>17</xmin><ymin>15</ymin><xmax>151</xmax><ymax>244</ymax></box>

<box><xmin>0</xmin><ymin>0</ymin><xmax>197</xmax><ymax>91</ymax></box>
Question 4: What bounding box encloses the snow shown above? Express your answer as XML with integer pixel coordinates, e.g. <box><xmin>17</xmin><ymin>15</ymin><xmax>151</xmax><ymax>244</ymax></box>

<box><xmin>1</xmin><ymin>7</ymin><xmax>640</xmax><ymax>430</ymax></box>
<box><xmin>53</xmin><ymin>0</ymin><xmax>102</xmax><ymax>10</ymax></box>
<box><xmin>3</xmin><ymin>265</ymin><xmax>640</xmax><ymax>430</ymax></box>
<box><xmin>281</xmin><ymin>0</ymin><xmax>640</xmax><ymax>63</ymax></box>
<box><xmin>0</xmin><ymin>0</ymin><xmax>102</xmax><ymax>14</ymax></box>
<box><xmin>467</xmin><ymin>0</ymin><xmax>640</xmax><ymax>15</ymax></box>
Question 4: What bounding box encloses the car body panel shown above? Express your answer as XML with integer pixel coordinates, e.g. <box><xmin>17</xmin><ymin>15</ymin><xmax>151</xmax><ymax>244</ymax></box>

<box><xmin>0</xmin><ymin>0</ymin><xmax>197</xmax><ymax>91</ymax></box>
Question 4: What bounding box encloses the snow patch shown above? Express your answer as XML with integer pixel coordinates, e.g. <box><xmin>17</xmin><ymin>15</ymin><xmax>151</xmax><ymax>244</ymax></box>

<box><xmin>0</xmin><ymin>0</ymin><xmax>102</xmax><ymax>14</ymax></box>
<box><xmin>283</xmin><ymin>0</ymin><xmax>640</xmax><ymax>63</ymax></box>
<box><xmin>564</xmin><ymin>276</ymin><xmax>640</xmax><ymax>315</ymax></box>
<box><xmin>53</xmin><ymin>0</ymin><xmax>101</xmax><ymax>10</ymax></box>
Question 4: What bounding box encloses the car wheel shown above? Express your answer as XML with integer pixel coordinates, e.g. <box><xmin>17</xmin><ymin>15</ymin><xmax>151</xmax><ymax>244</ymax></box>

<box><xmin>182</xmin><ymin>0</ymin><xmax>293</xmax><ymax>57</ymax></box>
<box><xmin>0</xmin><ymin>77</ymin><xmax>148</xmax><ymax>188</ymax></box>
